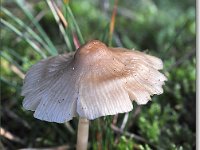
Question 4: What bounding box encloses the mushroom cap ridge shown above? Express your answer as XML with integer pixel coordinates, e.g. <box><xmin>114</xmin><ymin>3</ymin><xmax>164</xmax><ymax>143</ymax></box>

<box><xmin>21</xmin><ymin>40</ymin><xmax>167</xmax><ymax>123</ymax></box>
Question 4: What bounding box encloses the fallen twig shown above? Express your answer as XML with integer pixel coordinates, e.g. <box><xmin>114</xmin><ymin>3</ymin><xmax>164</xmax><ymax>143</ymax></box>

<box><xmin>0</xmin><ymin>127</ymin><xmax>25</xmax><ymax>144</ymax></box>
<box><xmin>19</xmin><ymin>144</ymin><xmax>71</xmax><ymax>150</ymax></box>
<box><xmin>111</xmin><ymin>124</ymin><xmax>162</xmax><ymax>150</ymax></box>
<box><xmin>120</xmin><ymin>113</ymin><xmax>129</xmax><ymax>130</ymax></box>
<box><xmin>127</xmin><ymin>106</ymin><xmax>141</xmax><ymax>129</ymax></box>
<box><xmin>111</xmin><ymin>124</ymin><xmax>146</xmax><ymax>143</ymax></box>
<box><xmin>4</xmin><ymin>107</ymin><xmax>31</xmax><ymax>129</ymax></box>
<box><xmin>64</xmin><ymin>122</ymin><xmax>75</xmax><ymax>135</ymax></box>
<box><xmin>114</xmin><ymin>113</ymin><xmax>129</xmax><ymax>144</ymax></box>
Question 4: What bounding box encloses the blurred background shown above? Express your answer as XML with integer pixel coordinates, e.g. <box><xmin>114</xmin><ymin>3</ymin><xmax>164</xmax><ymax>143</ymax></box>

<box><xmin>0</xmin><ymin>0</ymin><xmax>196</xmax><ymax>150</ymax></box>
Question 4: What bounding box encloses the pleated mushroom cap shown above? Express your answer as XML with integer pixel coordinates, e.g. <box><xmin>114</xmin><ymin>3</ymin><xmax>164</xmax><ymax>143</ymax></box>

<box><xmin>22</xmin><ymin>40</ymin><xmax>167</xmax><ymax>123</ymax></box>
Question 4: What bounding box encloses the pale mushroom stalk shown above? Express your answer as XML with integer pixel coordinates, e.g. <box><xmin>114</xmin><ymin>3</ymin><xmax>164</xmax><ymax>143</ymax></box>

<box><xmin>77</xmin><ymin>117</ymin><xmax>89</xmax><ymax>150</ymax></box>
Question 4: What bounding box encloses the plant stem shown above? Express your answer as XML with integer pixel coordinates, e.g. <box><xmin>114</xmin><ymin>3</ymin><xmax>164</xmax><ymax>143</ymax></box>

<box><xmin>76</xmin><ymin>117</ymin><xmax>89</xmax><ymax>150</ymax></box>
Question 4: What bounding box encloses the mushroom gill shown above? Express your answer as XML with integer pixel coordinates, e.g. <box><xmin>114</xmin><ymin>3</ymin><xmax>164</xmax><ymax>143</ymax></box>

<box><xmin>21</xmin><ymin>40</ymin><xmax>167</xmax><ymax>123</ymax></box>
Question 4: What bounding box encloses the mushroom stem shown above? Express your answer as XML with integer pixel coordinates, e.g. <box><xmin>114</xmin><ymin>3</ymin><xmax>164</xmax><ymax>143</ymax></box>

<box><xmin>76</xmin><ymin>117</ymin><xmax>89</xmax><ymax>150</ymax></box>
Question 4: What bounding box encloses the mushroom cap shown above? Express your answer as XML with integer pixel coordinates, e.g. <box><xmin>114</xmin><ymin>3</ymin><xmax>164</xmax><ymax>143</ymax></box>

<box><xmin>21</xmin><ymin>40</ymin><xmax>167</xmax><ymax>123</ymax></box>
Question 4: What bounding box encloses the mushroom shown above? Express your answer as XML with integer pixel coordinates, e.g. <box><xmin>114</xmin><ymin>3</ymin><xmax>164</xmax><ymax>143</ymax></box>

<box><xmin>21</xmin><ymin>40</ymin><xmax>167</xmax><ymax>150</ymax></box>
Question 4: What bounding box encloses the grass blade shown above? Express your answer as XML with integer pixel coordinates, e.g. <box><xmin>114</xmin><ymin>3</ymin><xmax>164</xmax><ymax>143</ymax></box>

<box><xmin>1</xmin><ymin>76</ymin><xmax>18</xmax><ymax>88</ymax></box>
<box><xmin>64</xmin><ymin>4</ymin><xmax>85</xmax><ymax>44</ymax></box>
<box><xmin>15</xmin><ymin>0</ymin><xmax>58</xmax><ymax>55</ymax></box>
<box><xmin>109</xmin><ymin>0</ymin><xmax>118</xmax><ymax>46</ymax></box>
<box><xmin>4</xmin><ymin>47</ymin><xmax>26</xmax><ymax>63</ymax></box>
<box><xmin>1</xmin><ymin>19</ymin><xmax>47</xmax><ymax>58</ymax></box>
<box><xmin>1</xmin><ymin>51</ymin><xmax>25</xmax><ymax>73</ymax></box>
<box><xmin>1</xmin><ymin>7</ymin><xmax>56</xmax><ymax>56</ymax></box>
<box><xmin>46</xmin><ymin>0</ymin><xmax>73</xmax><ymax>51</ymax></box>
